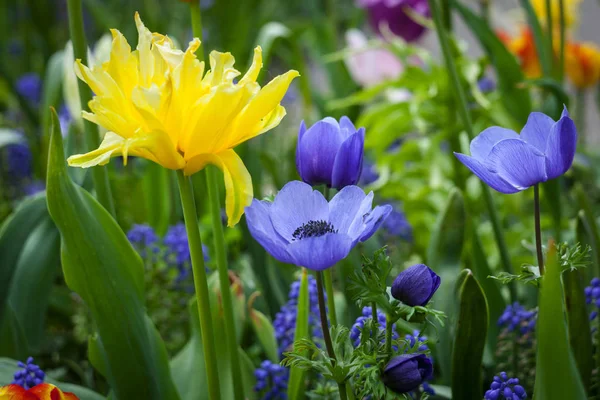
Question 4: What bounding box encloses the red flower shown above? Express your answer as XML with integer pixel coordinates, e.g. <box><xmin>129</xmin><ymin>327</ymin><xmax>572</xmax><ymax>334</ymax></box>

<box><xmin>0</xmin><ymin>384</ymin><xmax>79</xmax><ymax>400</ymax></box>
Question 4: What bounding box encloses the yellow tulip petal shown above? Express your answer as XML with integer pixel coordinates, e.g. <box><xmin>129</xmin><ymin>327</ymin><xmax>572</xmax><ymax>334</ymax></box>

<box><xmin>238</xmin><ymin>46</ymin><xmax>263</xmax><ymax>85</ymax></box>
<box><xmin>184</xmin><ymin>149</ymin><xmax>252</xmax><ymax>227</ymax></box>
<box><xmin>206</xmin><ymin>51</ymin><xmax>240</xmax><ymax>85</ymax></box>
<box><xmin>68</xmin><ymin>131</ymin><xmax>184</xmax><ymax>170</ymax></box>
<box><xmin>135</xmin><ymin>12</ymin><xmax>155</xmax><ymax>87</ymax></box>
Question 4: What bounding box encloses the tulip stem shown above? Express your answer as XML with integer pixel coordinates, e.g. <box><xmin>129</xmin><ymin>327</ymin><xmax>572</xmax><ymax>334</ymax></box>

<box><xmin>428</xmin><ymin>0</ymin><xmax>517</xmax><ymax>301</ymax></box>
<box><xmin>322</xmin><ymin>187</ymin><xmax>338</xmax><ymax>327</ymax></box>
<box><xmin>205</xmin><ymin>167</ymin><xmax>245</xmax><ymax>400</ymax></box>
<box><xmin>545</xmin><ymin>0</ymin><xmax>554</xmax><ymax>73</ymax></box>
<box><xmin>316</xmin><ymin>271</ymin><xmax>347</xmax><ymax>400</ymax></box>
<box><xmin>558</xmin><ymin>0</ymin><xmax>566</xmax><ymax>81</ymax></box>
<box><xmin>66</xmin><ymin>0</ymin><xmax>115</xmax><ymax>218</ymax></box>
<box><xmin>176</xmin><ymin>170</ymin><xmax>221</xmax><ymax>400</ymax></box>
<box><xmin>534</xmin><ymin>184</ymin><xmax>545</xmax><ymax>276</ymax></box>
<box><xmin>385</xmin><ymin>315</ymin><xmax>393</xmax><ymax>357</ymax></box>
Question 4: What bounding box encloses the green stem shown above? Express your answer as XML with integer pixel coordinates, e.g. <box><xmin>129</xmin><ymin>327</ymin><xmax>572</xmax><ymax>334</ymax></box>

<box><xmin>66</xmin><ymin>0</ymin><xmax>115</xmax><ymax>218</ymax></box>
<box><xmin>534</xmin><ymin>184</ymin><xmax>545</xmax><ymax>276</ymax></box>
<box><xmin>316</xmin><ymin>271</ymin><xmax>347</xmax><ymax>400</ymax></box>
<box><xmin>428</xmin><ymin>0</ymin><xmax>516</xmax><ymax>301</ymax></box>
<box><xmin>205</xmin><ymin>167</ymin><xmax>245</xmax><ymax>400</ymax></box>
<box><xmin>371</xmin><ymin>302</ymin><xmax>378</xmax><ymax>332</ymax></box>
<box><xmin>480</xmin><ymin>0</ymin><xmax>491</xmax><ymax>24</ymax></box>
<box><xmin>189</xmin><ymin>1</ymin><xmax>205</xmax><ymax>62</ymax></box>
<box><xmin>575</xmin><ymin>90</ymin><xmax>586</xmax><ymax>146</ymax></box>
<box><xmin>176</xmin><ymin>170</ymin><xmax>221</xmax><ymax>400</ymax></box>
<box><xmin>559</xmin><ymin>0</ymin><xmax>566</xmax><ymax>81</ymax></box>
<box><xmin>385</xmin><ymin>315</ymin><xmax>393</xmax><ymax>357</ymax></box>
<box><xmin>545</xmin><ymin>0</ymin><xmax>554</xmax><ymax>73</ymax></box>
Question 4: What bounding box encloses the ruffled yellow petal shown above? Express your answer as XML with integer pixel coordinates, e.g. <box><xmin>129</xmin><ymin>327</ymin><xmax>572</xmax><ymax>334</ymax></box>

<box><xmin>68</xmin><ymin>131</ymin><xmax>184</xmax><ymax>170</ymax></box>
<box><xmin>184</xmin><ymin>149</ymin><xmax>252</xmax><ymax>227</ymax></box>
<box><xmin>238</xmin><ymin>46</ymin><xmax>263</xmax><ymax>85</ymax></box>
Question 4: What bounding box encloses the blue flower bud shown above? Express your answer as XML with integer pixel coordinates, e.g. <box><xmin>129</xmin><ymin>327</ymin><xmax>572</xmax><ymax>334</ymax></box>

<box><xmin>382</xmin><ymin>353</ymin><xmax>433</xmax><ymax>394</ymax></box>
<box><xmin>296</xmin><ymin>117</ymin><xmax>365</xmax><ymax>190</ymax></box>
<box><xmin>391</xmin><ymin>264</ymin><xmax>440</xmax><ymax>306</ymax></box>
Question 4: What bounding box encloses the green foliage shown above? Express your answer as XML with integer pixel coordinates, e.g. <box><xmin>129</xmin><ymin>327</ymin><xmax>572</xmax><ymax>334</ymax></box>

<box><xmin>287</xmin><ymin>268</ymin><xmax>310</xmax><ymax>400</ymax></box>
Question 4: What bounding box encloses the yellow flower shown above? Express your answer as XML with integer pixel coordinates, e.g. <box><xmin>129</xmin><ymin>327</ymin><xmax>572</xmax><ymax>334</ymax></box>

<box><xmin>565</xmin><ymin>41</ymin><xmax>600</xmax><ymax>89</ymax></box>
<box><xmin>531</xmin><ymin>0</ymin><xmax>581</xmax><ymax>30</ymax></box>
<box><xmin>68</xmin><ymin>13</ymin><xmax>299</xmax><ymax>226</ymax></box>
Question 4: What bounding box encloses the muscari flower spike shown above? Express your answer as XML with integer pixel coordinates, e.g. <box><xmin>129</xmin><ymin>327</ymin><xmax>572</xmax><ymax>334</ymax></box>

<box><xmin>296</xmin><ymin>117</ymin><xmax>365</xmax><ymax>190</ymax></box>
<box><xmin>127</xmin><ymin>223</ymin><xmax>160</xmax><ymax>258</ymax></box>
<box><xmin>381</xmin><ymin>203</ymin><xmax>412</xmax><ymax>242</ymax></box>
<box><xmin>15</xmin><ymin>73</ymin><xmax>42</xmax><ymax>106</ymax></box>
<box><xmin>484</xmin><ymin>372</ymin><xmax>527</xmax><ymax>400</ymax></box>
<box><xmin>6</xmin><ymin>141</ymin><xmax>32</xmax><ymax>180</ymax></box>
<box><xmin>498</xmin><ymin>302</ymin><xmax>537</xmax><ymax>335</ymax></box>
<box><xmin>67</xmin><ymin>13</ymin><xmax>298</xmax><ymax>226</ymax></box>
<box><xmin>11</xmin><ymin>357</ymin><xmax>44</xmax><ymax>390</ymax></box>
<box><xmin>245</xmin><ymin>181</ymin><xmax>391</xmax><ymax>271</ymax></box>
<box><xmin>585</xmin><ymin>277</ymin><xmax>600</xmax><ymax>321</ymax></box>
<box><xmin>454</xmin><ymin>108</ymin><xmax>577</xmax><ymax>194</ymax></box>
<box><xmin>350</xmin><ymin>306</ymin><xmax>398</xmax><ymax>347</ymax></box>
<box><xmin>253</xmin><ymin>360</ymin><xmax>289</xmax><ymax>399</ymax></box>
<box><xmin>163</xmin><ymin>223</ymin><xmax>209</xmax><ymax>282</ymax></box>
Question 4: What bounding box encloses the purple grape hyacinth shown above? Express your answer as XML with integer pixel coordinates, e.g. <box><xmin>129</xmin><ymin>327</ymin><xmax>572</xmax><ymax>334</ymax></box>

<box><xmin>484</xmin><ymin>372</ymin><xmax>527</xmax><ymax>400</ymax></box>
<box><xmin>11</xmin><ymin>357</ymin><xmax>45</xmax><ymax>390</ymax></box>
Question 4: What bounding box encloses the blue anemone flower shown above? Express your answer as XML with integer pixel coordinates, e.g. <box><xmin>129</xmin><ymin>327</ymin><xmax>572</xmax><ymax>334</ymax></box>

<box><xmin>454</xmin><ymin>107</ymin><xmax>576</xmax><ymax>194</ymax></box>
<box><xmin>245</xmin><ymin>181</ymin><xmax>392</xmax><ymax>271</ymax></box>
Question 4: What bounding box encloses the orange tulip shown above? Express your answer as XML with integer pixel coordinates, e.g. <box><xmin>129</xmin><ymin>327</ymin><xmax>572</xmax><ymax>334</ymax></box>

<box><xmin>565</xmin><ymin>42</ymin><xmax>600</xmax><ymax>89</ymax></box>
<box><xmin>0</xmin><ymin>384</ymin><xmax>79</xmax><ymax>400</ymax></box>
<box><xmin>498</xmin><ymin>27</ymin><xmax>542</xmax><ymax>79</ymax></box>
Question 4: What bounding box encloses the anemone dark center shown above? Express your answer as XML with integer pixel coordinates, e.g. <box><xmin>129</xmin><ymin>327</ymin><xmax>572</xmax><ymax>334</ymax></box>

<box><xmin>292</xmin><ymin>220</ymin><xmax>337</xmax><ymax>241</ymax></box>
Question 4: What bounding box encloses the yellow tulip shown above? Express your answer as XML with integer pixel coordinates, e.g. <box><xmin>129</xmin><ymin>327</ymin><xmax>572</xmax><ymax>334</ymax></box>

<box><xmin>531</xmin><ymin>0</ymin><xmax>581</xmax><ymax>30</ymax></box>
<box><xmin>68</xmin><ymin>13</ymin><xmax>299</xmax><ymax>226</ymax></box>
<box><xmin>565</xmin><ymin>41</ymin><xmax>600</xmax><ymax>89</ymax></box>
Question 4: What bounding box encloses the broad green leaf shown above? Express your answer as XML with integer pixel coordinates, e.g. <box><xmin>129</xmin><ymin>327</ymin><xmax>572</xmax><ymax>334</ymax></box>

<box><xmin>426</xmin><ymin>188</ymin><xmax>466</xmax><ymax>384</ymax></box>
<box><xmin>451</xmin><ymin>270</ymin><xmax>489</xmax><ymax>400</ymax></box>
<box><xmin>0</xmin><ymin>304</ymin><xmax>28</xmax><ymax>359</ymax></box>
<box><xmin>250</xmin><ymin>307</ymin><xmax>280</xmax><ymax>363</ymax></box>
<box><xmin>287</xmin><ymin>268</ymin><xmax>310</xmax><ymax>400</ymax></box>
<box><xmin>533</xmin><ymin>242</ymin><xmax>586</xmax><ymax>399</ymax></box>
<box><xmin>575</xmin><ymin>184</ymin><xmax>600</xmax><ymax>278</ymax></box>
<box><xmin>0</xmin><ymin>128</ymin><xmax>25</xmax><ymax>148</ymax></box>
<box><xmin>142</xmin><ymin>161</ymin><xmax>172</xmax><ymax>236</ymax></box>
<box><xmin>46</xmin><ymin>109</ymin><xmax>179</xmax><ymax>400</ymax></box>
<box><xmin>429</xmin><ymin>385</ymin><xmax>452</xmax><ymax>399</ymax></box>
<box><xmin>453</xmin><ymin>0</ymin><xmax>532</xmax><ymax>125</ymax></box>
<box><xmin>3</xmin><ymin>217</ymin><xmax>60</xmax><ymax>353</ymax></box>
<box><xmin>0</xmin><ymin>358</ymin><xmax>104</xmax><ymax>400</ymax></box>
<box><xmin>0</xmin><ymin>195</ymin><xmax>48</xmax><ymax>326</ymax></box>
<box><xmin>562</xmin><ymin>268</ymin><xmax>593</xmax><ymax>393</ymax></box>
<box><xmin>470</xmin><ymin>226</ymin><xmax>506</xmax><ymax>359</ymax></box>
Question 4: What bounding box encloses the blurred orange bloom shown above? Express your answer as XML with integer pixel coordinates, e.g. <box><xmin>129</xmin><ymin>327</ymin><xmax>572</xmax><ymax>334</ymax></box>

<box><xmin>565</xmin><ymin>42</ymin><xmax>600</xmax><ymax>89</ymax></box>
<box><xmin>498</xmin><ymin>27</ymin><xmax>542</xmax><ymax>79</ymax></box>
<box><xmin>0</xmin><ymin>384</ymin><xmax>79</xmax><ymax>400</ymax></box>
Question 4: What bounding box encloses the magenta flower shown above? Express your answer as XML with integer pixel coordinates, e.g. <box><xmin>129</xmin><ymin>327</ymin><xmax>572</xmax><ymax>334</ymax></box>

<box><xmin>357</xmin><ymin>0</ymin><xmax>430</xmax><ymax>42</ymax></box>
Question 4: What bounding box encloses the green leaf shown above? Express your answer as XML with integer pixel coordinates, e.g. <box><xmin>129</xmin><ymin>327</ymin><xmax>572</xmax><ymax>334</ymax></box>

<box><xmin>452</xmin><ymin>0</ymin><xmax>532</xmax><ymax>125</ymax></box>
<box><xmin>3</xmin><ymin>217</ymin><xmax>60</xmax><ymax>353</ymax></box>
<box><xmin>451</xmin><ymin>270</ymin><xmax>489</xmax><ymax>400</ymax></box>
<box><xmin>562</xmin><ymin>267</ymin><xmax>593</xmax><ymax>393</ymax></box>
<box><xmin>575</xmin><ymin>184</ymin><xmax>600</xmax><ymax>279</ymax></box>
<box><xmin>0</xmin><ymin>304</ymin><xmax>28</xmax><ymax>359</ymax></box>
<box><xmin>426</xmin><ymin>188</ymin><xmax>466</xmax><ymax>384</ymax></box>
<box><xmin>0</xmin><ymin>195</ymin><xmax>48</xmax><ymax>326</ymax></box>
<box><xmin>0</xmin><ymin>358</ymin><xmax>104</xmax><ymax>400</ymax></box>
<box><xmin>255</xmin><ymin>22</ymin><xmax>291</xmax><ymax>68</ymax></box>
<box><xmin>45</xmin><ymin>109</ymin><xmax>180</xmax><ymax>400</ymax></box>
<box><xmin>142</xmin><ymin>161</ymin><xmax>172</xmax><ymax>235</ymax></box>
<box><xmin>533</xmin><ymin>242</ymin><xmax>587</xmax><ymax>399</ymax></box>
<box><xmin>249</xmin><ymin>307</ymin><xmax>280</xmax><ymax>363</ymax></box>
<box><xmin>287</xmin><ymin>268</ymin><xmax>310</xmax><ymax>400</ymax></box>
<box><xmin>470</xmin><ymin>226</ymin><xmax>506</xmax><ymax>358</ymax></box>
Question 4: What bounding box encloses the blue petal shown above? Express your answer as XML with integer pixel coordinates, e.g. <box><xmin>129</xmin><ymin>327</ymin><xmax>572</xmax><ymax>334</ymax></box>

<box><xmin>470</xmin><ymin>127</ymin><xmax>519</xmax><ymax>160</ymax></box>
<box><xmin>245</xmin><ymin>199</ymin><xmax>294</xmax><ymax>264</ymax></box>
<box><xmin>545</xmin><ymin>111</ymin><xmax>577</xmax><ymax>179</ymax></box>
<box><xmin>339</xmin><ymin>116</ymin><xmax>357</xmax><ymax>139</ymax></box>
<box><xmin>454</xmin><ymin>153</ymin><xmax>519</xmax><ymax>194</ymax></box>
<box><xmin>270</xmin><ymin>181</ymin><xmax>329</xmax><ymax>242</ymax></box>
<box><xmin>331</xmin><ymin>128</ymin><xmax>365</xmax><ymax>189</ymax></box>
<box><xmin>297</xmin><ymin>119</ymin><xmax>344</xmax><ymax>185</ymax></box>
<box><xmin>329</xmin><ymin>185</ymin><xmax>370</xmax><ymax>235</ymax></box>
<box><xmin>520</xmin><ymin>112</ymin><xmax>555</xmax><ymax>152</ymax></box>
<box><xmin>359</xmin><ymin>204</ymin><xmax>393</xmax><ymax>242</ymax></box>
<box><xmin>488</xmin><ymin>139</ymin><xmax>547</xmax><ymax>190</ymax></box>
<box><xmin>287</xmin><ymin>233</ymin><xmax>354</xmax><ymax>270</ymax></box>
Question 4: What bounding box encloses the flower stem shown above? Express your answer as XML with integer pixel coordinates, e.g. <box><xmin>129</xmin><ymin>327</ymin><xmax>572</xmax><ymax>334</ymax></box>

<box><xmin>316</xmin><ymin>271</ymin><xmax>347</xmax><ymax>400</ymax></box>
<box><xmin>205</xmin><ymin>167</ymin><xmax>245</xmax><ymax>400</ymax></box>
<box><xmin>545</xmin><ymin>0</ymin><xmax>554</xmax><ymax>71</ymax></box>
<box><xmin>534</xmin><ymin>184</ymin><xmax>545</xmax><ymax>276</ymax></box>
<box><xmin>322</xmin><ymin>187</ymin><xmax>338</xmax><ymax>327</ymax></box>
<box><xmin>371</xmin><ymin>302</ymin><xmax>378</xmax><ymax>332</ymax></box>
<box><xmin>558</xmin><ymin>0</ymin><xmax>566</xmax><ymax>81</ymax></box>
<box><xmin>385</xmin><ymin>315</ymin><xmax>393</xmax><ymax>357</ymax></box>
<box><xmin>575</xmin><ymin>89</ymin><xmax>586</xmax><ymax>146</ymax></box>
<box><xmin>66</xmin><ymin>0</ymin><xmax>115</xmax><ymax>218</ymax></box>
<box><xmin>176</xmin><ymin>170</ymin><xmax>221</xmax><ymax>400</ymax></box>
<box><xmin>428</xmin><ymin>0</ymin><xmax>516</xmax><ymax>301</ymax></box>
